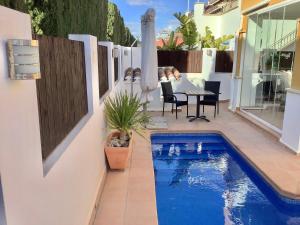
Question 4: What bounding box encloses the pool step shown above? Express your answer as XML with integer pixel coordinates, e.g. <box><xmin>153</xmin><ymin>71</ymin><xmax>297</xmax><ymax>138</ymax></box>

<box><xmin>151</xmin><ymin>136</ymin><xmax>225</xmax><ymax>145</ymax></box>
<box><xmin>153</xmin><ymin>150</ymin><xmax>227</xmax><ymax>160</ymax></box>
<box><xmin>152</xmin><ymin>142</ymin><xmax>229</xmax><ymax>153</ymax></box>
<box><xmin>154</xmin><ymin>167</ymin><xmax>228</xmax><ymax>184</ymax></box>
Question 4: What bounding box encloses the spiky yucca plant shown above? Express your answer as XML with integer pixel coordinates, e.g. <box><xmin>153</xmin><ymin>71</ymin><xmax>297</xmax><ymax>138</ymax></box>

<box><xmin>104</xmin><ymin>92</ymin><xmax>150</xmax><ymax>141</ymax></box>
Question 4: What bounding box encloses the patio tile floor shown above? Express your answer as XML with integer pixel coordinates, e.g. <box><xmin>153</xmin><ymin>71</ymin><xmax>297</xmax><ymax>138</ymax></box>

<box><xmin>94</xmin><ymin>102</ymin><xmax>300</xmax><ymax>225</ymax></box>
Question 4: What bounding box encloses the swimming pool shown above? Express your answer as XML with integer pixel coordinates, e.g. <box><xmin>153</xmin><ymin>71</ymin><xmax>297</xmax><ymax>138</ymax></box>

<box><xmin>151</xmin><ymin>133</ymin><xmax>300</xmax><ymax>225</ymax></box>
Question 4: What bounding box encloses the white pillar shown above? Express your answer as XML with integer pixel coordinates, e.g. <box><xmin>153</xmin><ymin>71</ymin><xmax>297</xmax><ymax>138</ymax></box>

<box><xmin>114</xmin><ymin>44</ymin><xmax>122</xmax><ymax>83</ymax></box>
<box><xmin>202</xmin><ymin>48</ymin><xmax>217</xmax><ymax>81</ymax></box>
<box><xmin>69</xmin><ymin>35</ymin><xmax>99</xmax><ymax>112</ymax></box>
<box><xmin>98</xmin><ymin>41</ymin><xmax>114</xmax><ymax>90</ymax></box>
<box><xmin>280</xmin><ymin>89</ymin><xmax>300</xmax><ymax>153</ymax></box>
<box><xmin>229</xmin><ymin>33</ymin><xmax>243</xmax><ymax>111</ymax></box>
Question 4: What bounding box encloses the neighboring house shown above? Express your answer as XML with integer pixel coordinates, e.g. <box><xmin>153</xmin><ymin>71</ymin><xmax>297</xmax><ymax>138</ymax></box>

<box><xmin>230</xmin><ymin>0</ymin><xmax>300</xmax><ymax>153</ymax></box>
<box><xmin>193</xmin><ymin>0</ymin><xmax>241</xmax><ymax>49</ymax></box>
<box><xmin>156</xmin><ymin>32</ymin><xmax>184</xmax><ymax>48</ymax></box>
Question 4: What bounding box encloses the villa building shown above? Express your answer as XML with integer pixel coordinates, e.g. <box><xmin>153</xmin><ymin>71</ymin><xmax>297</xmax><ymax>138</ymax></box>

<box><xmin>230</xmin><ymin>0</ymin><xmax>300</xmax><ymax>153</ymax></box>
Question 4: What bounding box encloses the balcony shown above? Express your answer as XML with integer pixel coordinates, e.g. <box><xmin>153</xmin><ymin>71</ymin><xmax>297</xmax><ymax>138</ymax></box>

<box><xmin>205</xmin><ymin>0</ymin><xmax>239</xmax><ymax>15</ymax></box>
<box><xmin>208</xmin><ymin>0</ymin><xmax>222</xmax><ymax>5</ymax></box>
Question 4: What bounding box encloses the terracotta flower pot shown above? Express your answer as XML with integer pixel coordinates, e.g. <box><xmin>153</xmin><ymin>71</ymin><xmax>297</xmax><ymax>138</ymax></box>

<box><xmin>105</xmin><ymin>131</ymin><xmax>133</xmax><ymax>170</ymax></box>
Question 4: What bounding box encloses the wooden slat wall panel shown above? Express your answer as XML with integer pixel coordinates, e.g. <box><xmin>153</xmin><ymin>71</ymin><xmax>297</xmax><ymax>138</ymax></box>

<box><xmin>34</xmin><ymin>35</ymin><xmax>88</xmax><ymax>159</ymax></box>
<box><xmin>98</xmin><ymin>45</ymin><xmax>109</xmax><ymax>98</ymax></box>
<box><xmin>157</xmin><ymin>51</ymin><xmax>202</xmax><ymax>73</ymax></box>
<box><xmin>188</xmin><ymin>51</ymin><xmax>202</xmax><ymax>73</ymax></box>
<box><xmin>215</xmin><ymin>51</ymin><xmax>234</xmax><ymax>73</ymax></box>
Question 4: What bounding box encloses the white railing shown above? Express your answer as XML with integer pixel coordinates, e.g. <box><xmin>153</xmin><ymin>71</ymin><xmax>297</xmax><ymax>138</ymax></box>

<box><xmin>205</xmin><ymin>0</ymin><xmax>239</xmax><ymax>15</ymax></box>
<box><xmin>269</xmin><ymin>30</ymin><xmax>296</xmax><ymax>50</ymax></box>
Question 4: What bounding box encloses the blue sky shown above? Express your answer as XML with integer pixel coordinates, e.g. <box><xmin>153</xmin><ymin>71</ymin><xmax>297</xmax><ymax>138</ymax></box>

<box><xmin>111</xmin><ymin>0</ymin><xmax>208</xmax><ymax>37</ymax></box>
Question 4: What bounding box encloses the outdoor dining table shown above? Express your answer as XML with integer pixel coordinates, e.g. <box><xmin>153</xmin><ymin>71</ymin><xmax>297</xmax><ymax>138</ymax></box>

<box><xmin>186</xmin><ymin>89</ymin><xmax>216</xmax><ymax>122</ymax></box>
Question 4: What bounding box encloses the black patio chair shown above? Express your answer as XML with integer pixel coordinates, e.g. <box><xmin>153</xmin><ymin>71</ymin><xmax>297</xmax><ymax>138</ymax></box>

<box><xmin>200</xmin><ymin>81</ymin><xmax>221</xmax><ymax>118</ymax></box>
<box><xmin>161</xmin><ymin>82</ymin><xmax>189</xmax><ymax>119</ymax></box>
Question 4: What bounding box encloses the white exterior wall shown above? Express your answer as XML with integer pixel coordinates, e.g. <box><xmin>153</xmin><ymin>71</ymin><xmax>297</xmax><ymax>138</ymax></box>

<box><xmin>121</xmin><ymin>46</ymin><xmax>141</xmax><ymax>80</ymax></box>
<box><xmin>0</xmin><ymin>6</ymin><xmax>115</xmax><ymax>225</ymax></box>
<box><xmin>281</xmin><ymin>89</ymin><xmax>300</xmax><ymax>153</ymax></box>
<box><xmin>194</xmin><ymin>2</ymin><xmax>241</xmax><ymax>49</ymax></box>
<box><xmin>219</xmin><ymin>8</ymin><xmax>241</xmax><ymax>36</ymax></box>
<box><xmin>194</xmin><ymin>3</ymin><xmax>221</xmax><ymax>37</ymax></box>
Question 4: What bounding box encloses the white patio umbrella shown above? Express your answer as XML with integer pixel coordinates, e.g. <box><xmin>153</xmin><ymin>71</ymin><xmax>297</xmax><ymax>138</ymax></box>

<box><xmin>140</xmin><ymin>8</ymin><xmax>158</xmax><ymax>106</ymax></box>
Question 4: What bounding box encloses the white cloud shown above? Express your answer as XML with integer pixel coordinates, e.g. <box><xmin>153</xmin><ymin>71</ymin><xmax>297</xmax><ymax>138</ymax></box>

<box><xmin>126</xmin><ymin>0</ymin><xmax>167</xmax><ymax>12</ymax></box>
<box><xmin>126</xmin><ymin>0</ymin><xmax>153</xmax><ymax>6</ymax></box>
<box><xmin>126</xmin><ymin>21</ymin><xmax>141</xmax><ymax>37</ymax></box>
<box><xmin>166</xmin><ymin>18</ymin><xmax>179</xmax><ymax>31</ymax></box>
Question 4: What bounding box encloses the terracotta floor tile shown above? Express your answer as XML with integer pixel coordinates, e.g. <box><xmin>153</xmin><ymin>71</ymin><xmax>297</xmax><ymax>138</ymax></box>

<box><xmin>94</xmin><ymin>103</ymin><xmax>300</xmax><ymax>225</ymax></box>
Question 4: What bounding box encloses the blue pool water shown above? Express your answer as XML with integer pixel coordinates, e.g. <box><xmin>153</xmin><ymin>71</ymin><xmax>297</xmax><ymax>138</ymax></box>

<box><xmin>151</xmin><ymin>133</ymin><xmax>300</xmax><ymax>225</ymax></box>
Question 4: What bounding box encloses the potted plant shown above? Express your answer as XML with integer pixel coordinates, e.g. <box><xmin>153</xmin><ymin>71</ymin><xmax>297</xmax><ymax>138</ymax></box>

<box><xmin>104</xmin><ymin>92</ymin><xmax>150</xmax><ymax>170</ymax></box>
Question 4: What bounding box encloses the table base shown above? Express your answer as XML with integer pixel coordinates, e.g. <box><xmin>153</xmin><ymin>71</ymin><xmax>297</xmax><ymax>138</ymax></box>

<box><xmin>188</xmin><ymin>116</ymin><xmax>210</xmax><ymax>122</ymax></box>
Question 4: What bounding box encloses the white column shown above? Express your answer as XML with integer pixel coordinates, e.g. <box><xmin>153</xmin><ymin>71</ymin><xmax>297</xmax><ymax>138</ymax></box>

<box><xmin>98</xmin><ymin>41</ymin><xmax>114</xmax><ymax>90</ymax></box>
<box><xmin>115</xmin><ymin>45</ymin><xmax>122</xmax><ymax>83</ymax></box>
<box><xmin>229</xmin><ymin>33</ymin><xmax>243</xmax><ymax>111</ymax></box>
<box><xmin>280</xmin><ymin>89</ymin><xmax>300</xmax><ymax>153</ymax></box>
<box><xmin>69</xmin><ymin>34</ymin><xmax>99</xmax><ymax>112</ymax></box>
<box><xmin>202</xmin><ymin>48</ymin><xmax>217</xmax><ymax>81</ymax></box>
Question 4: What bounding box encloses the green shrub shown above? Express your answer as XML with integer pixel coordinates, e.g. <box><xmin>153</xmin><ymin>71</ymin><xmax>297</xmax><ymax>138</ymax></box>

<box><xmin>37</xmin><ymin>0</ymin><xmax>108</xmax><ymax>41</ymax></box>
<box><xmin>1</xmin><ymin>0</ymin><xmax>135</xmax><ymax>45</ymax></box>
<box><xmin>200</xmin><ymin>26</ymin><xmax>234</xmax><ymax>51</ymax></box>
<box><xmin>0</xmin><ymin>0</ymin><xmax>27</xmax><ymax>12</ymax></box>
<box><xmin>107</xmin><ymin>2</ymin><xmax>135</xmax><ymax>46</ymax></box>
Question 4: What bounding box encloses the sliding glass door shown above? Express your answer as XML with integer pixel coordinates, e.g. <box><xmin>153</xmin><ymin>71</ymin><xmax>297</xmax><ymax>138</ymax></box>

<box><xmin>240</xmin><ymin>2</ymin><xmax>299</xmax><ymax>130</ymax></box>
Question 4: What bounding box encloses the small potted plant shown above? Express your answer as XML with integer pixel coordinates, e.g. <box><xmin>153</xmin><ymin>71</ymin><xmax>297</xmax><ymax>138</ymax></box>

<box><xmin>104</xmin><ymin>92</ymin><xmax>150</xmax><ymax>170</ymax></box>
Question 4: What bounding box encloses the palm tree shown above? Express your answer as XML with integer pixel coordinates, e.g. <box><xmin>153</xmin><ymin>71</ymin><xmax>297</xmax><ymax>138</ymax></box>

<box><xmin>174</xmin><ymin>12</ymin><xmax>199</xmax><ymax>50</ymax></box>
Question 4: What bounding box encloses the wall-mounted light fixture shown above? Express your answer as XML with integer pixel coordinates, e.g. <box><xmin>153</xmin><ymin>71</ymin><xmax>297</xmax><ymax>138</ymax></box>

<box><xmin>7</xmin><ymin>39</ymin><xmax>41</xmax><ymax>80</ymax></box>
<box><xmin>206</xmin><ymin>49</ymin><xmax>212</xmax><ymax>57</ymax></box>
<box><xmin>124</xmin><ymin>49</ymin><xmax>129</xmax><ymax>56</ymax></box>
<box><xmin>112</xmin><ymin>47</ymin><xmax>119</xmax><ymax>58</ymax></box>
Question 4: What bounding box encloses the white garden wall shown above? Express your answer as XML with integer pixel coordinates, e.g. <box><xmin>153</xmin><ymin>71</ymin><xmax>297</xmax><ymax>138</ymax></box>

<box><xmin>0</xmin><ymin>6</ymin><xmax>123</xmax><ymax>225</ymax></box>
<box><xmin>121</xmin><ymin>48</ymin><xmax>232</xmax><ymax>111</ymax></box>
<box><xmin>121</xmin><ymin>46</ymin><xmax>141</xmax><ymax>80</ymax></box>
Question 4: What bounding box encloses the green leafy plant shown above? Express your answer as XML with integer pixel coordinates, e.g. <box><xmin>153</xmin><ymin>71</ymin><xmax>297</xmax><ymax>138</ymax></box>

<box><xmin>104</xmin><ymin>92</ymin><xmax>150</xmax><ymax>141</ymax></box>
<box><xmin>158</xmin><ymin>31</ymin><xmax>183</xmax><ymax>51</ymax></box>
<box><xmin>200</xmin><ymin>26</ymin><xmax>234</xmax><ymax>51</ymax></box>
<box><xmin>174</xmin><ymin>12</ymin><xmax>199</xmax><ymax>50</ymax></box>
<box><xmin>265</xmin><ymin>51</ymin><xmax>279</xmax><ymax>71</ymax></box>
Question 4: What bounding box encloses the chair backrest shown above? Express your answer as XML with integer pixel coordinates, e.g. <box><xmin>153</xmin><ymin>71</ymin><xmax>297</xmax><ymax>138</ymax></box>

<box><xmin>204</xmin><ymin>81</ymin><xmax>221</xmax><ymax>101</ymax></box>
<box><xmin>161</xmin><ymin>82</ymin><xmax>174</xmax><ymax>102</ymax></box>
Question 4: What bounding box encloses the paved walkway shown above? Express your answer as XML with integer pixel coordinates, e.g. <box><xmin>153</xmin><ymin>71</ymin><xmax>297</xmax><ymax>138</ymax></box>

<box><xmin>94</xmin><ymin>103</ymin><xmax>300</xmax><ymax>225</ymax></box>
